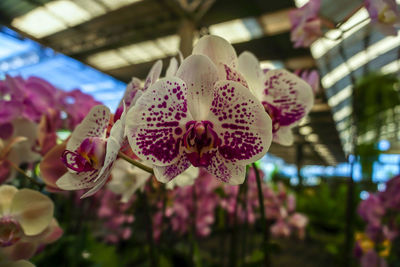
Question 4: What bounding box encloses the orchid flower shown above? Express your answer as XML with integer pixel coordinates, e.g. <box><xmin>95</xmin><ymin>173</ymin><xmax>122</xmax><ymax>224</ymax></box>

<box><xmin>114</xmin><ymin>60</ymin><xmax>163</xmax><ymax>123</ymax></box>
<box><xmin>0</xmin><ymin>119</ymin><xmax>41</xmax><ymax>183</ymax></box>
<box><xmin>238</xmin><ymin>52</ymin><xmax>314</xmax><ymax>145</ymax></box>
<box><xmin>193</xmin><ymin>35</ymin><xmax>313</xmax><ymax>146</ymax></box>
<box><xmin>107</xmin><ymin>159</ymin><xmax>151</xmax><ymax>203</ymax></box>
<box><xmin>289</xmin><ymin>0</ymin><xmax>322</xmax><ymax>48</ymax></box>
<box><xmin>165</xmin><ymin>52</ymin><xmax>183</xmax><ymax>77</ymax></box>
<box><xmin>296</xmin><ymin>69</ymin><xmax>320</xmax><ymax>95</ymax></box>
<box><xmin>125</xmin><ymin>52</ymin><xmax>272</xmax><ymax>184</ymax></box>
<box><xmin>365</xmin><ymin>0</ymin><xmax>400</xmax><ymax>36</ymax></box>
<box><xmin>355</xmin><ymin>233</ymin><xmax>390</xmax><ymax>267</ymax></box>
<box><xmin>56</xmin><ymin>105</ymin><xmax>126</xmax><ymax>198</ymax></box>
<box><xmin>0</xmin><ymin>185</ymin><xmax>61</xmax><ymax>261</ymax></box>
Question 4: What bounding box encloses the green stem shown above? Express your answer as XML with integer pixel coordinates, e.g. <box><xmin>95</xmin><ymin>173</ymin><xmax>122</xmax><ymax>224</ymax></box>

<box><xmin>7</xmin><ymin>160</ymin><xmax>42</xmax><ymax>187</ymax></box>
<box><xmin>252</xmin><ymin>163</ymin><xmax>271</xmax><ymax>267</ymax></box>
<box><xmin>140</xmin><ymin>190</ymin><xmax>157</xmax><ymax>267</ymax></box>
<box><xmin>229</xmin><ymin>179</ymin><xmax>246</xmax><ymax>267</ymax></box>
<box><xmin>118</xmin><ymin>152</ymin><xmax>154</xmax><ymax>174</ymax></box>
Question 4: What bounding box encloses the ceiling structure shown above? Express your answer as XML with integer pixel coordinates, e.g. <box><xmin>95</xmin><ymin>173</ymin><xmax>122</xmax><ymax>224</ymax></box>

<box><xmin>0</xmin><ymin>0</ymin><xmax>348</xmax><ymax>166</ymax></box>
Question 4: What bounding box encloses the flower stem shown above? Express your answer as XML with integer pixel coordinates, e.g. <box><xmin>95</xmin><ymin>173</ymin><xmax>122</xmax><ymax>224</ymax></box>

<box><xmin>118</xmin><ymin>152</ymin><xmax>154</xmax><ymax>174</ymax></box>
<box><xmin>252</xmin><ymin>163</ymin><xmax>271</xmax><ymax>267</ymax></box>
<box><xmin>140</xmin><ymin>189</ymin><xmax>158</xmax><ymax>267</ymax></box>
<box><xmin>7</xmin><ymin>160</ymin><xmax>42</xmax><ymax>187</ymax></box>
<box><xmin>229</xmin><ymin>178</ymin><xmax>246</xmax><ymax>267</ymax></box>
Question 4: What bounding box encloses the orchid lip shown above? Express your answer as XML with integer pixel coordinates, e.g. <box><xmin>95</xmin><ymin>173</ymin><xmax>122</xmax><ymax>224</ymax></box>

<box><xmin>0</xmin><ymin>217</ymin><xmax>22</xmax><ymax>247</ymax></box>
<box><xmin>61</xmin><ymin>137</ymin><xmax>106</xmax><ymax>173</ymax></box>
<box><xmin>62</xmin><ymin>150</ymin><xmax>97</xmax><ymax>172</ymax></box>
<box><xmin>183</xmin><ymin>120</ymin><xmax>221</xmax><ymax>167</ymax></box>
<box><xmin>262</xmin><ymin>102</ymin><xmax>281</xmax><ymax>133</ymax></box>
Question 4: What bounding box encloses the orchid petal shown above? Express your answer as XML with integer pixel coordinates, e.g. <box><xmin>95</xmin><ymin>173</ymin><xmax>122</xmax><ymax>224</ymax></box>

<box><xmin>108</xmin><ymin>159</ymin><xmax>150</xmax><ymax>202</ymax></box>
<box><xmin>126</xmin><ymin>77</ymin><xmax>191</xmax><ymax>166</ymax></box>
<box><xmin>153</xmin><ymin>156</ymin><xmax>191</xmax><ymax>183</ymax></box>
<box><xmin>8</xmin><ymin>119</ymin><xmax>40</xmax><ymax>165</ymax></box>
<box><xmin>120</xmin><ymin>77</ymin><xmax>141</xmax><ymax>108</ymax></box>
<box><xmin>165</xmin><ymin>165</ymin><xmax>199</xmax><ymax>189</ymax></box>
<box><xmin>273</xmin><ymin>126</ymin><xmax>294</xmax><ymax>146</ymax></box>
<box><xmin>238</xmin><ymin>51</ymin><xmax>265</xmax><ymax>99</ymax></box>
<box><xmin>208</xmin><ymin>80</ymin><xmax>272</xmax><ymax>165</ymax></box>
<box><xmin>176</xmin><ymin>54</ymin><xmax>219</xmax><ymax>120</ymax></box>
<box><xmin>39</xmin><ymin>142</ymin><xmax>67</xmax><ymax>192</ymax></box>
<box><xmin>0</xmin><ymin>101</ymin><xmax>22</xmax><ymax>124</ymax></box>
<box><xmin>80</xmin><ymin>138</ymin><xmax>120</xmax><ymax>198</ymax></box>
<box><xmin>205</xmin><ymin>152</ymin><xmax>246</xmax><ymax>185</ymax></box>
<box><xmin>0</xmin><ymin>185</ymin><xmax>18</xmax><ymax>216</ymax></box>
<box><xmin>81</xmin><ymin>106</ymin><xmax>126</xmax><ymax>198</ymax></box>
<box><xmin>0</xmin><ymin>260</ymin><xmax>35</xmax><ymax>267</ymax></box>
<box><xmin>219</xmin><ymin>63</ymin><xmax>249</xmax><ymax>90</ymax></box>
<box><xmin>192</xmin><ymin>35</ymin><xmax>238</xmax><ymax>69</ymax></box>
<box><xmin>143</xmin><ymin>60</ymin><xmax>162</xmax><ymax>91</ymax></box>
<box><xmin>263</xmin><ymin>69</ymin><xmax>314</xmax><ymax>126</ymax></box>
<box><xmin>2</xmin><ymin>242</ymin><xmax>37</xmax><ymax>262</ymax></box>
<box><xmin>80</xmin><ymin>172</ymin><xmax>109</xmax><ymax>198</ymax></box>
<box><xmin>178</xmin><ymin>50</ymin><xmax>184</xmax><ymax>64</ymax></box>
<box><xmin>10</xmin><ymin>189</ymin><xmax>53</xmax><ymax>236</ymax></box>
<box><xmin>56</xmin><ymin>171</ymin><xmax>99</xmax><ymax>190</ymax></box>
<box><xmin>67</xmin><ymin>105</ymin><xmax>110</xmax><ymax>151</ymax></box>
<box><xmin>40</xmin><ymin>219</ymin><xmax>63</xmax><ymax>244</ymax></box>
<box><xmin>166</xmin><ymin>57</ymin><xmax>179</xmax><ymax>77</ymax></box>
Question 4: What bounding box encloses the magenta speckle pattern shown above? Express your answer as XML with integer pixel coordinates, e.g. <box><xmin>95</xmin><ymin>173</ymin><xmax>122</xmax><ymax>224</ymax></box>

<box><xmin>210</xmin><ymin>82</ymin><xmax>264</xmax><ymax>163</ymax></box>
<box><xmin>264</xmin><ymin>72</ymin><xmax>306</xmax><ymax>126</ymax></box>
<box><xmin>156</xmin><ymin>156</ymin><xmax>191</xmax><ymax>182</ymax></box>
<box><xmin>205</xmin><ymin>151</ymin><xmax>245</xmax><ymax>183</ymax></box>
<box><xmin>122</xmin><ymin>78</ymin><xmax>141</xmax><ymax>107</ymax></box>
<box><xmin>77</xmin><ymin>106</ymin><xmax>110</xmax><ymax>145</ymax></box>
<box><xmin>128</xmin><ymin>78</ymin><xmax>189</xmax><ymax>165</ymax></box>
<box><xmin>223</xmin><ymin>64</ymin><xmax>249</xmax><ymax>89</ymax></box>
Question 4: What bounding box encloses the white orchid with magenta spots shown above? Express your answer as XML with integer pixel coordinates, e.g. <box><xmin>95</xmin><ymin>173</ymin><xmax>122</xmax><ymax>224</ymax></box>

<box><xmin>56</xmin><ymin>105</ymin><xmax>126</xmax><ymax>198</ymax></box>
<box><xmin>125</xmin><ymin>53</ymin><xmax>272</xmax><ymax>185</ymax></box>
<box><xmin>193</xmin><ymin>35</ymin><xmax>314</xmax><ymax>146</ymax></box>
<box><xmin>237</xmin><ymin>52</ymin><xmax>314</xmax><ymax>145</ymax></box>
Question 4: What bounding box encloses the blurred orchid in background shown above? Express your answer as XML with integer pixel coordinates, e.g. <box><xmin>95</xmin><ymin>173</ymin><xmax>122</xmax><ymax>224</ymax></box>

<box><xmin>289</xmin><ymin>0</ymin><xmax>323</xmax><ymax>48</ymax></box>
<box><xmin>365</xmin><ymin>0</ymin><xmax>400</xmax><ymax>35</ymax></box>
<box><xmin>0</xmin><ymin>185</ymin><xmax>62</xmax><ymax>262</ymax></box>
<box><xmin>356</xmin><ymin>174</ymin><xmax>400</xmax><ymax>266</ymax></box>
<box><xmin>107</xmin><ymin>159</ymin><xmax>151</xmax><ymax>203</ymax></box>
<box><xmin>295</xmin><ymin>69</ymin><xmax>320</xmax><ymax>95</ymax></box>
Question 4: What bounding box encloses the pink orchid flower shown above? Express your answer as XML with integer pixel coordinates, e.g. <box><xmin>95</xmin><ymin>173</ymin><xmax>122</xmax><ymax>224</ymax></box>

<box><xmin>193</xmin><ymin>36</ymin><xmax>313</xmax><ymax>146</ymax></box>
<box><xmin>289</xmin><ymin>0</ymin><xmax>322</xmax><ymax>48</ymax></box>
<box><xmin>96</xmin><ymin>190</ymin><xmax>134</xmax><ymax>244</ymax></box>
<box><xmin>0</xmin><ymin>185</ymin><xmax>61</xmax><ymax>261</ymax></box>
<box><xmin>56</xmin><ymin>105</ymin><xmax>126</xmax><ymax>198</ymax></box>
<box><xmin>125</xmin><ymin>52</ymin><xmax>272</xmax><ymax>184</ymax></box>
<box><xmin>365</xmin><ymin>0</ymin><xmax>400</xmax><ymax>36</ymax></box>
